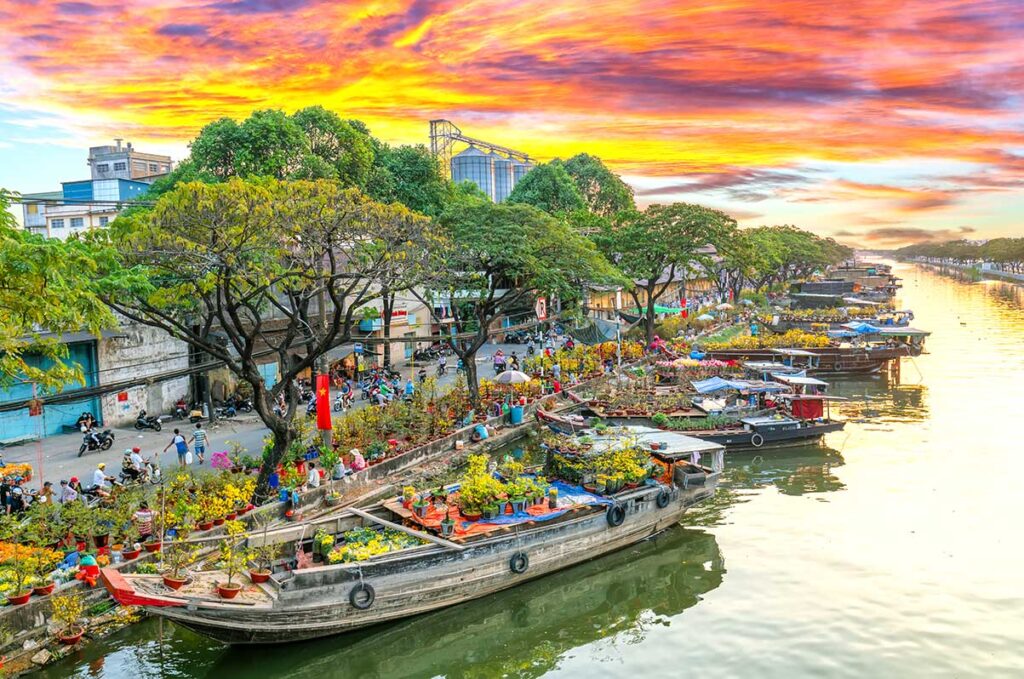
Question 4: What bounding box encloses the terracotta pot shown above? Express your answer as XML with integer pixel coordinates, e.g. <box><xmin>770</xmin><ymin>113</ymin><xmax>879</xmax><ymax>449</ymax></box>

<box><xmin>237</xmin><ymin>506</ymin><xmax>249</xmax><ymax>516</ymax></box>
<box><xmin>249</xmin><ymin>570</ymin><xmax>271</xmax><ymax>584</ymax></box>
<box><xmin>217</xmin><ymin>583</ymin><xmax>242</xmax><ymax>599</ymax></box>
<box><xmin>225</xmin><ymin>513</ymin><xmax>238</xmax><ymax>521</ymax></box>
<box><xmin>197</xmin><ymin>521</ymin><xmax>214</xmax><ymax>531</ymax></box>
<box><xmin>111</xmin><ymin>543</ymin><xmax>124</xmax><ymax>553</ymax></box>
<box><xmin>162</xmin><ymin>574</ymin><xmax>188</xmax><ymax>590</ymax></box>
<box><xmin>57</xmin><ymin>628</ymin><xmax>84</xmax><ymax>645</ymax></box>
<box><xmin>92</xmin><ymin>533</ymin><xmax>109</xmax><ymax>548</ymax></box>
<box><xmin>462</xmin><ymin>511</ymin><xmax>482</xmax><ymax>521</ymax></box>
<box><xmin>7</xmin><ymin>591</ymin><xmax>31</xmax><ymax>605</ymax></box>
<box><xmin>32</xmin><ymin>582</ymin><xmax>56</xmax><ymax>596</ymax></box>
<box><xmin>121</xmin><ymin>549</ymin><xmax>141</xmax><ymax>561</ymax></box>
<box><xmin>212</xmin><ymin>518</ymin><xmax>226</xmax><ymax>526</ymax></box>
<box><xmin>143</xmin><ymin>540</ymin><xmax>162</xmax><ymax>553</ymax></box>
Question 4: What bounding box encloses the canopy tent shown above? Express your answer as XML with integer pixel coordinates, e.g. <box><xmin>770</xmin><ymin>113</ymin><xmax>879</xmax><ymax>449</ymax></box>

<box><xmin>827</xmin><ymin>330</ymin><xmax>859</xmax><ymax>339</ymax></box>
<box><xmin>492</xmin><ymin>370</ymin><xmax>532</xmax><ymax>384</ymax></box>
<box><xmin>841</xmin><ymin>321</ymin><xmax>884</xmax><ymax>334</ymax></box>
<box><xmin>878</xmin><ymin>327</ymin><xmax>931</xmax><ymax>337</ymax></box>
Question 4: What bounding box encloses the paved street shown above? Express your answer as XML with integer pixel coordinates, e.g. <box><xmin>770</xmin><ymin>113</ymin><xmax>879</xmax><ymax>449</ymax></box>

<box><xmin>1</xmin><ymin>341</ymin><xmax>538</xmax><ymax>487</ymax></box>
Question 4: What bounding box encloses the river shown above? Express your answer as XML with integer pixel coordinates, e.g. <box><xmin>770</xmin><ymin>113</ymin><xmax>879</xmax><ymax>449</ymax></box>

<box><xmin>40</xmin><ymin>263</ymin><xmax>1024</xmax><ymax>678</ymax></box>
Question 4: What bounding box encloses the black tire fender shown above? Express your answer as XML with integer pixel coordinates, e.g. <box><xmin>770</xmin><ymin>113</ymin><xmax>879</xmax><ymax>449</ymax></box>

<box><xmin>349</xmin><ymin>582</ymin><xmax>375</xmax><ymax>610</ymax></box>
<box><xmin>751</xmin><ymin>433</ymin><xmax>764</xmax><ymax>448</ymax></box>
<box><xmin>606</xmin><ymin>503</ymin><xmax>626</xmax><ymax>527</ymax></box>
<box><xmin>78</xmin><ymin>445</ymin><xmax>86</xmax><ymax>457</ymax></box>
<box><xmin>154</xmin><ymin>422</ymin><xmax>162</xmax><ymax>432</ymax></box>
<box><xmin>509</xmin><ymin>552</ymin><xmax>529</xmax><ymax>574</ymax></box>
<box><xmin>656</xmin><ymin>489</ymin><xmax>671</xmax><ymax>508</ymax></box>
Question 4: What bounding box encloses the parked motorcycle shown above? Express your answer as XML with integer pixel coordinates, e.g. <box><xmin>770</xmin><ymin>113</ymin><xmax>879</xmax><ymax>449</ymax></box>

<box><xmin>173</xmin><ymin>401</ymin><xmax>188</xmax><ymax>420</ymax></box>
<box><xmin>78</xmin><ymin>429</ymin><xmax>115</xmax><ymax>457</ymax></box>
<box><xmin>215</xmin><ymin>404</ymin><xmax>237</xmax><ymax>419</ymax></box>
<box><xmin>223</xmin><ymin>396</ymin><xmax>253</xmax><ymax>413</ymax></box>
<box><xmin>133</xmin><ymin>409</ymin><xmax>162</xmax><ymax>432</ymax></box>
<box><xmin>189</xmin><ymin>407</ymin><xmax>205</xmax><ymax>424</ymax></box>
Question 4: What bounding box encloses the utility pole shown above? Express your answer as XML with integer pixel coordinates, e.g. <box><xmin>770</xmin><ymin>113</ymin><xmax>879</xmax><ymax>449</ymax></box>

<box><xmin>317</xmin><ymin>286</ymin><xmax>332</xmax><ymax>449</ymax></box>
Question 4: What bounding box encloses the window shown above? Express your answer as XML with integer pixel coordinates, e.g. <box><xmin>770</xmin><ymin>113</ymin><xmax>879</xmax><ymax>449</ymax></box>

<box><xmin>96</xmin><ymin>163</ymin><xmax>109</xmax><ymax>172</ymax></box>
<box><xmin>113</xmin><ymin>162</ymin><xmax>126</xmax><ymax>171</ymax></box>
<box><xmin>70</xmin><ymin>217</ymin><xmax>84</xmax><ymax>228</ymax></box>
<box><xmin>98</xmin><ymin>216</ymin><xmax>109</xmax><ymax>226</ymax></box>
<box><xmin>149</xmin><ymin>163</ymin><xmax>159</xmax><ymax>172</ymax></box>
<box><xmin>51</xmin><ymin>219</ymin><xmax>64</xmax><ymax>228</ymax></box>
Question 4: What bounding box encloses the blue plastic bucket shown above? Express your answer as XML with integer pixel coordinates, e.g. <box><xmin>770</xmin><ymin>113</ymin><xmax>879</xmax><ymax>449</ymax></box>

<box><xmin>474</xmin><ymin>424</ymin><xmax>490</xmax><ymax>440</ymax></box>
<box><xmin>509</xmin><ymin>405</ymin><xmax>524</xmax><ymax>425</ymax></box>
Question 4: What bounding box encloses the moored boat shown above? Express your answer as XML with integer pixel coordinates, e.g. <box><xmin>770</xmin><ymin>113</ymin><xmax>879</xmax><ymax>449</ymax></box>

<box><xmin>102</xmin><ymin>433</ymin><xmax>723</xmax><ymax>645</ymax></box>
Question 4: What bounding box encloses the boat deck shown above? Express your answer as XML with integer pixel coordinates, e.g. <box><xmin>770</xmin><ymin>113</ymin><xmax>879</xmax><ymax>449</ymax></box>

<box><xmin>126</xmin><ymin>571</ymin><xmax>277</xmax><ymax>607</ymax></box>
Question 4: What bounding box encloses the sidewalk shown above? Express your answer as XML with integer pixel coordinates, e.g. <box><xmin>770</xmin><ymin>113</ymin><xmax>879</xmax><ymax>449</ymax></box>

<box><xmin>2</xmin><ymin>342</ymin><xmax>534</xmax><ymax>487</ymax></box>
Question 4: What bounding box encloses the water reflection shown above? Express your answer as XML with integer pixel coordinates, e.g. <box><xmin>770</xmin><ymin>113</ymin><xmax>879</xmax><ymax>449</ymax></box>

<box><xmin>828</xmin><ymin>375</ymin><xmax>929</xmax><ymax>424</ymax></box>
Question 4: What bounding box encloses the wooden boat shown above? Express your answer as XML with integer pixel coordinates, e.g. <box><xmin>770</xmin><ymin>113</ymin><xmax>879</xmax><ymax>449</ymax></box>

<box><xmin>703</xmin><ymin>344</ymin><xmax>916</xmax><ymax>374</ymax></box>
<box><xmin>101</xmin><ymin>435</ymin><xmax>724</xmax><ymax>645</ymax></box>
<box><xmin>681</xmin><ymin>415</ymin><xmax>844</xmax><ymax>451</ymax></box>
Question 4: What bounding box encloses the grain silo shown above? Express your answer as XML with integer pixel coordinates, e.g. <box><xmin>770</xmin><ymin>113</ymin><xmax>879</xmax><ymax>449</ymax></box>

<box><xmin>451</xmin><ymin>146</ymin><xmax>494</xmax><ymax>201</ymax></box>
<box><xmin>492</xmin><ymin>153</ymin><xmax>514</xmax><ymax>202</ymax></box>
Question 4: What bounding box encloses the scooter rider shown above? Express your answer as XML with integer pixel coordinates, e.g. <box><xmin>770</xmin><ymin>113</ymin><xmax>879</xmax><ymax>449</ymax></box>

<box><xmin>91</xmin><ymin>463</ymin><xmax>114</xmax><ymax>497</ymax></box>
<box><xmin>121</xmin><ymin>451</ymin><xmax>141</xmax><ymax>483</ymax></box>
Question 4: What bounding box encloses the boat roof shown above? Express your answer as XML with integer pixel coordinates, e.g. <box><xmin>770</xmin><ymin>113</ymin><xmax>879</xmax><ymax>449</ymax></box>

<box><xmin>842</xmin><ymin>297</ymin><xmax>884</xmax><ymax>306</ymax></box>
<box><xmin>744</xmin><ymin>361</ymin><xmax>803</xmax><ymax>373</ymax></box>
<box><xmin>772</xmin><ymin>374</ymin><xmax>829</xmax><ymax>387</ymax></box>
<box><xmin>771</xmin><ymin>348</ymin><xmax>820</xmax><ymax>356</ymax></box>
<box><xmin>592</xmin><ymin>425</ymin><xmax>724</xmax><ymax>456</ymax></box>
<box><xmin>878</xmin><ymin>327</ymin><xmax>931</xmax><ymax>336</ymax></box>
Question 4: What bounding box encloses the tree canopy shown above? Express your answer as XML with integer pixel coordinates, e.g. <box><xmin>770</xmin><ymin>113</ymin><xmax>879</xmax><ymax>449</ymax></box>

<box><xmin>895</xmin><ymin>238</ymin><xmax>1024</xmax><ymax>273</ymax></box>
<box><xmin>558</xmin><ymin>153</ymin><xmax>635</xmax><ymax>217</ymax></box>
<box><xmin>366</xmin><ymin>143</ymin><xmax>450</xmax><ymax>217</ymax></box>
<box><xmin>506</xmin><ymin>162</ymin><xmax>586</xmax><ymax>214</ymax></box>
<box><xmin>417</xmin><ymin>194</ymin><xmax>619</xmax><ymax>402</ymax></box>
<box><xmin>0</xmin><ymin>190</ymin><xmax>115</xmax><ymax>392</ymax></box>
<box><xmin>593</xmin><ymin>203</ymin><xmax>737</xmax><ymax>342</ymax></box>
<box><xmin>95</xmin><ymin>179</ymin><xmax>429</xmax><ymax>498</ymax></box>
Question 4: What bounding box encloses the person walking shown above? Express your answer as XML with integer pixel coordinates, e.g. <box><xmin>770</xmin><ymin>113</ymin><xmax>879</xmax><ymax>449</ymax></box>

<box><xmin>189</xmin><ymin>423</ymin><xmax>208</xmax><ymax>464</ymax></box>
<box><xmin>164</xmin><ymin>429</ymin><xmax>190</xmax><ymax>467</ymax></box>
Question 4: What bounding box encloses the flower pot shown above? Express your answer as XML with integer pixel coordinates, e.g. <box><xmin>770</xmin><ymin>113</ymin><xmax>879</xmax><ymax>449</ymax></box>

<box><xmin>143</xmin><ymin>540</ymin><xmax>162</xmax><ymax>553</ymax></box>
<box><xmin>93</xmin><ymin>533</ymin><xmax>110</xmax><ymax>548</ymax></box>
<box><xmin>249</xmin><ymin>569</ymin><xmax>271</xmax><ymax>584</ymax></box>
<box><xmin>325</xmin><ymin>495</ymin><xmax>341</xmax><ymax>507</ymax></box>
<box><xmin>198</xmin><ymin>521</ymin><xmax>214</xmax><ymax>531</ymax></box>
<box><xmin>111</xmin><ymin>543</ymin><xmax>124</xmax><ymax>553</ymax></box>
<box><xmin>462</xmin><ymin>511</ymin><xmax>482</xmax><ymax>521</ymax></box>
<box><xmin>58</xmin><ymin>628</ymin><xmax>84</xmax><ymax>645</ymax></box>
<box><xmin>212</xmin><ymin>518</ymin><xmax>226</xmax><ymax>526</ymax></box>
<box><xmin>548</xmin><ymin>498</ymin><xmax>558</xmax><ymax>509</ymax></box>
<box><xmin>6</xmin><ymin>591</ymin><xmax>31</xmax><ymax>606</ymax></box>
<box><xmin>163</xmin><ymin>574</ymin><xmax>188</xmax><ymax>590</ymax></box>
<box><xmin>75</xmin><ymin>541</ymin><xmax>87</xmax><ymax>552</ymax></box>
<box><xmin>440</xmin><ymin>521</ymin><xmax>455</xmax><ymax>537</ymax></box>
<box><xmin>32</xmin><ymin>582</ymin><xmax>56</xmax><ymax>596</ymax></box>
<box><xmin>237</xmin><ymin>506</ymin><xmax>249</xmax><ymax>516</ymax></box>
<box><xmin>225</xmin><ymin>512</ymin><xmax>238</xmax><ymax>521</ymax></box>
<box><xmin>413</xmin><ymin>502</ymin><xmax>429</xmax><ymax>518</ymax></box>
<box><xmin>217</xmin><ymin>583</ymin><xmax>242</xmax><ymax>599</ymax></box>
<box><xmin>121</xmin><ymin>548</ymin><xmax>141</xmax><ymax>561</ymax></box>
<box><xmin>510</xmin><ymin>498</ymin><xmax>526</xmax><ymax>514</ymax></box>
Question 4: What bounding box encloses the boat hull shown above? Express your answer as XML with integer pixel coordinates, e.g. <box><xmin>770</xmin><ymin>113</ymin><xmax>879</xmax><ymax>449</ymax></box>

<box><xmin>686</xmin><ymin>420</ymin><xmax>845</xmax><ymax>451</ymax></box>
<box><xmin>137</xmin><ymin>483</ymin><xmax>717</xmax><ymax>644</ymax></box>
<box><xmin>703</xmin><ymin>346</ymin><xmax>913</xmax><ymax>373</ymax></box>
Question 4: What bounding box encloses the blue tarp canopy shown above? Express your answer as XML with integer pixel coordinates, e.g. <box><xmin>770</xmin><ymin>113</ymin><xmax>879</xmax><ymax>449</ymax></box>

<box><xmin>841</xmin><ymin>321</ymin><xmax>883</xmax><ymax>334</ymax></box>
<box><xmin>828</xmin><ymin>329</ymin><xmax>860</xmax><ymax>339</ymax></box>
<box><xmin>692</xmin><ymin>376</ymin><xmax>788</xmax><ymax>394</ymax></box>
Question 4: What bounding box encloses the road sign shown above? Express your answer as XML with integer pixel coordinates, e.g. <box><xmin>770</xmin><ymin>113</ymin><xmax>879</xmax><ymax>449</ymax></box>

<box><xmin>354</xmin><ymin>343</ymin><xmax>364</xmax><ymax>355</ymax></box>
<box><xmin>535</xmin><ymin>297</ymin><xmax>547</xmax><ymax>321</ymax></box>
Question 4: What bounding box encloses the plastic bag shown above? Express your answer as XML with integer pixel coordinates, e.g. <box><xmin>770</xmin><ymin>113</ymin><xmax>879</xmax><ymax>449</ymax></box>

<box><xmin>185</xmin><ymin>450</ymin><xmax>194</xmax><ymax>465</ymax></box>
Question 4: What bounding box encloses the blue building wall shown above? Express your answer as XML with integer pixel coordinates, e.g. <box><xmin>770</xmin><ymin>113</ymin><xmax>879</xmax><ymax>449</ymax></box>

<box><xmin>0</xmin><ymin>342</ymin><xmax>102</xmax><ymax>440</ymax></box>
<box><xmin>118</xmin><ymin>180</ymin><xmax>150</xmax><ymax>200</ymax></box>
<box><xmin>62</xmin><ymin>181</ymin><xmax>94</xmax><ymax>202</ymax></box>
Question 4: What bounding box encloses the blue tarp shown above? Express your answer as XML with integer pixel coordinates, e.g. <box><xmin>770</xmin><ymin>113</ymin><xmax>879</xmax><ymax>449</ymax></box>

<box><xmin>691</xmin><ymin>376</ymin><xmax>751</xmax><ymax>393</ymax></box>
<box><xmin>842</xmin><ymin>321</ymin><xmax>883</xmax><ymax>334</ymax></box>
<box><xmin>460</xmin><ymin>480</ymin><xmax>613</xmax><ymax>529</ymax></box>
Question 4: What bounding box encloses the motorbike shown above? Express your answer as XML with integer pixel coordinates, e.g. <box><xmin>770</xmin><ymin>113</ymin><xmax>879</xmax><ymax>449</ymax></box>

<box><xmin>223</xmin><ymin>396</ymin><xmax>253</xmax><ymax>413</ymax></box>
<box><xmin>78</xmin><ymin>429</ymin><xmax>115</xmax><ymax>457</ymax></box>
<box><xmin>173</xmin><ymin>403</ymin><xmax>188</xmax><ymax>419</ymax></box>
<box><xmin>189</xmin><ymin>407</ymin><xmax>205</xmax><ymax>424</ymax></box>
<box><xmin>333</xmin><ymin>392</ymin><xmax>353</xmax><ymax>412</ymax></box>
<box><xmin>436</xmin><ymin>362</ymin><xmax>447</xmax><ymax>376</ymax></box>
<box><xmin>214</xmin><ymin>404</ymin><xmax>237</xmax><ymax>419</ymax></box>
<box><xmin>133</xmin><ymin>409</ymin><xmax>162</xmax><ymax>432</ymax></box>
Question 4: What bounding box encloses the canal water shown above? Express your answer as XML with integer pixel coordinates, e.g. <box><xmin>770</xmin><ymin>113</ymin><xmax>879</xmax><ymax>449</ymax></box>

<box><xmin>41</xmin><ymin>263</ymin><xmax>1024</xmax><ymax>678</ymax></box>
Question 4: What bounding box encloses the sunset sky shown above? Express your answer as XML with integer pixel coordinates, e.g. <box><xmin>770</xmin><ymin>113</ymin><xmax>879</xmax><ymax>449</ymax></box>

<box><xmin>1</xmin><ymin>0</ymin><xmax>1022</xmax><ymax>247</ymax></box>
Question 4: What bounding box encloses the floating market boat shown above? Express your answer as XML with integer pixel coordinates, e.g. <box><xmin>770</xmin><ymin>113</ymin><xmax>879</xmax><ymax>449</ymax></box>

<box><xmin>703</xmin><ymin>344</ymin><xmax>917</xmax><ymax>374</ymax></box>
<box><xmin>101</xmin><ymin>431</ymin><xmax>723</xmax><ymax>645</ymax></box>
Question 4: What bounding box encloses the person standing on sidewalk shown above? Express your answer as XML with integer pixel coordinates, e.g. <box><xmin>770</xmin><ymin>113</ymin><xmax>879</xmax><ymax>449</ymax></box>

<box><xmin>164</xmin><ymin>429</ymin><xmax>189</xmax><ymax>467</ymax></box>
<box><xmin>188</xmin><ymin>424</ymin><xmax>208</xmax><ymax>465</ymax></box>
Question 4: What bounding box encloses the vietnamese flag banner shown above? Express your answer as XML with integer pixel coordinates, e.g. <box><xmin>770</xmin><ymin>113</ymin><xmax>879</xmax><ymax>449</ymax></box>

<box><xmin>315</xmin><ymin>374</ymin><xmax>332</xmax><ymax>430</ymax></box>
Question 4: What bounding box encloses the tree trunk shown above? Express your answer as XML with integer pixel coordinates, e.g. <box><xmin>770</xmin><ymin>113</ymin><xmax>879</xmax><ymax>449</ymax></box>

<box><xmin>463</xmin><ymin>353</ymin><xmax>480</xmax><ymax>406</ymax></box>
<box><xmin>381</xmin><ymin>291</ymin><xmax>394</xmax><ymax>370</ymax></box>
<box><xmin>645</xmin><ymin>291</ymin><xmax>657</xmax><ymax>345</ymax></box>
<box><xmin>253</xmin><ymin>423</ymin><xmax>292</xmax><ymax>504</ymax></box>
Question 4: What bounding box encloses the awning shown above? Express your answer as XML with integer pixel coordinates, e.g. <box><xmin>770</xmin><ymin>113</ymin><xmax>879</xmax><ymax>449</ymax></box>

<box><xmin>325</xmin><ymin>342</ymin><xmax>379</xmax><ymax>362</ymax></box>
<box><xmin>773</xmin><ymin>374</ymin><xmax>829</xmax><ymax>387</ymax></box>
<box><xmin>628</xmin><ymin>305</ymin><xmax>683</xmax><ymax>315</ymax></box>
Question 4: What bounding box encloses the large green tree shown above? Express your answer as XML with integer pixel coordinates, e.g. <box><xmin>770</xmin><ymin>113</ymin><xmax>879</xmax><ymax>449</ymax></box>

<box><xmin>95</xmin><ymin>179</ymin><xmax>427</xmax><ymax>499</ymax></box>
<box><xmin>366</xmin><ymin>144</ymin><xmax>450</xmax><ymax>217</ymax></box>
<box><xmin>415</xmin><ymin>196</ymin><xmax>619</xmax><ymax>403</ymax></box>
<box><xmin>594</xmin><ymin>203</ymin><xmax>737</xmax><ymax>343</ymax></box>
<box><xmin>559</xmin><ymin>154</ymin><xmax>635</xmax><ymax>217</ymax></box>
<box><xmin>0</xmin><ymin>190</ymin><xmax>116</xmax><ymax>392</ymax></box>
<box><xmin>507</xmin><ymin>163</ymin><xmax>585</xmax><ymax>214</ymax></box>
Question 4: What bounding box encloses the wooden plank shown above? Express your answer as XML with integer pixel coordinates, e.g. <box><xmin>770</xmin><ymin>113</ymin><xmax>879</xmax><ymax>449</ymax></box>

<box><xmin>345</xmin><ymin>506</ymin><xmax>465</xmax><ymax>552</ymax></box>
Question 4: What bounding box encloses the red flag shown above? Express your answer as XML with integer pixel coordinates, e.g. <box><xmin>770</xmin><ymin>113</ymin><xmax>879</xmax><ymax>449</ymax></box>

<box><xmin>315</xmin><ymin>374</ymin><xmax>332</xmax><ymax>430</ymax></box>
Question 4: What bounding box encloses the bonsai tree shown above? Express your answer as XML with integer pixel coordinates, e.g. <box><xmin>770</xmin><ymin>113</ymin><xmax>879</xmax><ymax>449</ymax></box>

<box><xmin>50</xmin><ymin>590</ymin><xmax>85</xmax><ymax>640</ymax></box>
<box><xmin>162</xmin><ymin>541</ymin><xmax>198</xmax><ymax>583</ymax></box>
<box><xmin>217</xmin><ymin>521</ymin><xmax>249</xmax><ymax>594</ymax></box>
<box><xmin>248</xmin><ymin>519</ymin><xmax>281</xmax><ymax>577</ymax></box>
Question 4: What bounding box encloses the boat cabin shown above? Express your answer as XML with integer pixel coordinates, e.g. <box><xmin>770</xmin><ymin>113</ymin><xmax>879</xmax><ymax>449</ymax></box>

<box><xmin>740</xmin><ymin>415</ymin><xmax>802</xmax><ymax>434</ymax></box>
<box><xmin>772</xmin><ymin>348</ymin><xmax>821</xmax><ymax>370</ymax></box>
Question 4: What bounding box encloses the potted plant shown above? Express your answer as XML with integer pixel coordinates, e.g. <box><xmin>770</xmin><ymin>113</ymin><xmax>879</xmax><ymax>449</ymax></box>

<box><xmin>51</xmin><ymin>590</ymin><xmax>86</xmax><ymax>645</ymax></box>
<box><xmin>481</xmin><ymin>502</ymin><xmax>500</xmax><ymax>520</ymax></box>
<box><xmin>413</xmin><ymin>495</ymin><xmax>430</xmax><ymax>518</ymax></box>
<box><xmin>401</xmin><ymin>486</ymin><xmax>416</xmax><ymax>509</ymax></box>
<box><xmin>90</xmin><ymin>506</ymin><xmax>113</xmax><ymax>548</ymax></box>
<box><xmin>548</xmin><ymin>487</ymin><xmax>559</xmax><ymax>509</ymax></box>
<box><xmin>3</xmin><ymin>547</ymin><xmax>38</xmax><ymax>604</ymax></box>
<box><xmin>248</xmin><ymin>519</ymin><xmax>277</xmax><ymax>584</ymax></box>
<box><xmin>31</xmin><ymin>551</ymin><xmax>60</xmax><ymax>596</ymax></box>
<box><xmin>161</xmin><ymin>542</ymin><xmax>198</xmax><ymax>590</ymax></box>
<box><xmin>325</xmin><ymin>490</ymin><xmax>342</xmax><ymax>507</ymax></box>
<box><xmin>216</xmin><ymin>521</ymin><xmax>247</xmax><ymax>599</ymax></box>
<box><xmin>440</xmin><ymin>508</ymin><xmax>456</xmax><ymax>537</ymax></box>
